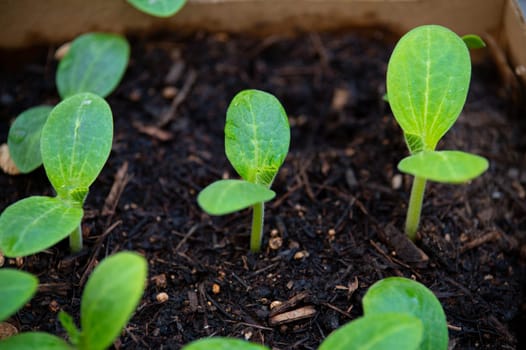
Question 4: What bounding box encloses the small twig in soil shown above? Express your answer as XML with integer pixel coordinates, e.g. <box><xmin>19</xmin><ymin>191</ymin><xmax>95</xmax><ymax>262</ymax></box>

<box><xmin>174</xmin><ymin>224</ymin><xmax>200</xmax><ymax>252</ymax></box>
<box><xmin>269</xmin><ymin>306</ymin><xmax>316</xmax><ymax>326</ymax></box>
<box><xmin>157</xmin><ymin>69</ymin><xmax>197</xmax><ymax>127</ymax></box>
<box><xmin>102</xmin><ymin>161</ymin><xmax>131</xmax><ymax>216</ymax></box>
<box><xmin>248</xmin><ymin>262</ymin><xmax>280</xmax><ymax>278</ymax></box>
<box><xmin>269</xmin><ymin>291</ymin><xmax>309</xmax><ymax>317</ymax></box>
<box><xmin>133</xmin><ymin>122</ymin><xmax>174</xmax><ymax>141</ymax></box>
<box><xmin>321</xmin><ymin>302</ymin><xmax>352</xmax><ymax>319</ymax></box>
<box><xmin>79</xmin><ymin>220</ymin><xmax>122</xmax><ymax>287</ymax></box>
<box><xmin>460</xmin><ymin>231</ymin><xmax>501</xmax><ymax>253</ymax></box>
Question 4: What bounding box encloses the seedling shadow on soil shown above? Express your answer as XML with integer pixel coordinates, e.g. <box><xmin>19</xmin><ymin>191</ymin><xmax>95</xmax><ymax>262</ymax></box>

<box><xmin>0</xmin><ymin>29</ymin><xmax>525</xmax><ymax>349</ymax></box>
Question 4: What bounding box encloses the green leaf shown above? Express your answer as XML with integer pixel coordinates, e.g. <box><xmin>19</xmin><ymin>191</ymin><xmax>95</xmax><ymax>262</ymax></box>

<box><xmin>225</xmin><ymin>89</ymin><xmax>290</xmax><ymax>186</ymax></box>
<box><xmin>40</xmin><ymin>93</ymin><xmax>113</xmax><ymax>200</ymax></box>
<box><xmin>58</xmin><ymin>311</ymin><xmax>81</xmax><ymax>346</ymax></box>
<box><xmin>7</xmin><ymin>106</ymin><xmax>53</xmax><ymax>173</ymax></box>
<box><xmin>0</xmin><ymin>269</ymin><xmax>38</xmax><ymax>321</ymax></box>
<box><xmin>387</xmin><ymin>25</ymin><xmax>471</xmax><ymax>151</ymax></box>
<box><xmin>363</xmin><ymin>277</ymin><xmax>448</xmax><ymax>350</ymax></box>
<box><xmin>462</xmin><ymin>34</ymin><xmax>486</xmax><ymax>49</ymax></box>
<box><xmin>182</xmin><ymin>337</ymin><xmax>269</xmax><ymax>350</ymax></box>
<box><xmin>127</xmin><ymin>0</ymin><xmax>187</xmax><ymax>17</ymax></box>
<box><xmin>0</xmin><ymin>196</ymin><xmax>83</xmax><ymax>257</ymax></box>
<box><xmin>80</xmin><ymin>252</ymin><xmax>147</xmax><ymax>350</ymax></box>
<box><xmin>398</xmin><ymin>150</ymin><xmax>488</xmax><ymax>183</ymax></box>
<box><xmin>56</xmin><ymin>33</ymin><xmax>130</xmax><ymax>99</ymax></box>
<box><xmin>198</xmin><ymin>179</ymin><xmax>276</xmax><ymax>215</ymax></box>
<box><xmin>319</xmin><ymin>313</ymin><xmax>423</xmax><ymax>350</ymax></box>
<box><xmin>0</xmin><ymin>332</ymin><xmax>72</xmax><ymax>350</ymax></box>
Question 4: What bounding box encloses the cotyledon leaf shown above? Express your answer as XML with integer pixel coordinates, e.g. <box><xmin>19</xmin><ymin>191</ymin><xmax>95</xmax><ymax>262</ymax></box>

<box><xmin>56</xmin><ymin>33</ymin><xmax>130</xmax><ymax>99</ymax></box>
<box><xmin>363</xmin><ymin>277</ymin><xmax>448</xmax><ymax>350</ymax></box>
<box><xmin>398</xmin><ymin>150</ymin><xmax>489</xmax><ymax>183</ymax></box>
<box><xmin>127</xmin><ymin>0</ymin><xmax>187</xmax><ymax>17</ymax></box>
<box><xmin>0</xmin><ymin>269</ymin><xmax>38</xmax><ymax>321</ymax></box>
<box><xmin>80</xmin><ymin>252</ymin><xmax>147</xmax><ymax>350</ymax></box>
<box><xmin>319</xmin><ymin>313</ymin><xmax>423</xmax><ymax>350</ymax></box>
<box><xmin>7</xmin><ymin>106</ymin><xmax>53</xmax><ymax>173</ymax></box>
<box><xmin>197</xmin><ymin>179</ymin><xmax>276</xmax><ymax>215</ymax></box>
<box><xmin>225</xmin><ymin>89</ymin><xmax>290</xmax><ymax>186</ymax></box>
<box><xmin>0</xmin><ymin>196</ymin><xmax>83</xmax><ymax>257</ymax></box>
<box><xmin>387</xmin><ymin>25</ymin><xmax>471</xmax><ymax>152</ymax></box>
<box><xmin>40</xmin><ymin>93</ymin><xmax>113</xmax><ymax>201</ymax></box>
<box><xmin>0</xmin><ymin>332</ymin><xmax>73</xmax><ymax>350</ymax></box>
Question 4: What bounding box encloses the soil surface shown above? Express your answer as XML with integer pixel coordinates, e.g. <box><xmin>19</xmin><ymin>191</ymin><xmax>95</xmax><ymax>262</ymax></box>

<box><xmin>1</xmin><ymin>29</ymin><xmax>525</xmax><ymax>350</ymax></box>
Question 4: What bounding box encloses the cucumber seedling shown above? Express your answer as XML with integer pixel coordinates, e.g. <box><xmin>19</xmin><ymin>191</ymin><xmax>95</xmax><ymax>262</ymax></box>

<box><xmin>181</xmin><ymin>277</ymin><xmax>447</xmax><ymax>350</ymax></box>
<box><xmin>0</xmin><ymin>252</ymin><xmax>147</xmax><ymax>350</ymax></box>
<box><xmin>0</xmin><ymin>92</ymin><xmax>113</xmax><ymax>256</ymax></box>
<box><xmin>386</xmin><ymin>25</ymin><xmax>488</xmax><ymax>240</ymax></box>
<box><xmin>198</xmin><ymin>89</ymin><xmax>290</xmax><ymax>252</ymax></box>
<box><xmin>8</xmin><ymin>33</ymin><xmax>128</xmax><ymax>174</ymax></box>
<box><xmin>0</xmin><ymin>269</ymin><xmax>38</xmax><ymax>322</ymax></box>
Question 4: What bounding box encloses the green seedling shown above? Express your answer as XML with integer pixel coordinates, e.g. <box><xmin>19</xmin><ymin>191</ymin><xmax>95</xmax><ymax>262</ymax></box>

<box><xmin>362</xmin><ymin>277</ymin><xmax>448</xmax><ymax>350</ymax></box>
<box><xmin>0</xmin><ymin>269</ymin><xmax>38</xmax><ymax>322</ymax></box>
<box><xmin>127</xmin><ymin>0</ymin><xmax>187</xmax><ymax>17</ymax></box>
<box><xmin>8</xmin><ymin>33</ymin><xmax>128</xmax><ymax>174</ymax></box>
<box><xmin>0</xmin><ymin>252</ymin><xmax>147</xmax><ymax>350</ymax></box>
<box><xmin>180</xmin><ymin>277</ymin><xmax>446</xmax><ymax>350</ymax></box>
<box><xmin>0</xmin><ymin>92</ymin><xmax>113</xmax><ymax>256</ymax></box>
<box><xmin>57</xmin><ymin>33</ymin><xmax>130</xmax><ymax>99</ymax></box>
<box><xmin>386</xmin><ymin>25</ymin><xmax>489</xmax><ymax>240</ymax></box>
<box><xmin>198</xmin><ymin>89</ymin><xmax>290</xmax><ymax>252</ymax></box>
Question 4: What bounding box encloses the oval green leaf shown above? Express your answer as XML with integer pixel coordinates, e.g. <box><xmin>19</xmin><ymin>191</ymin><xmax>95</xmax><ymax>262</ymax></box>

<box><xmin>462</xmin><ymin>34</ymin><xmax>486</xmax><ymax>49</ymax></box>
<box><xmin>0</xmin><ymin>269</ymin><xmax>38</xmax><ymax>321</ymax></box>
<box><xmin>0</xmin><ymin>196</ymin><xmax>83</xmax><ymax>257</ymax></box>
<box><xmin>387</xmin><ymin>25</ymin><xmax>471</xmax><ymax>151</ymax></box>
<box><xmin>7</xmin><ymin>106</ymin><xmax>53</xmax><ymax>173</ymax></box>
<box><xmin>80</xmin><ymin>252</ymin><xmax>147</xmax><ymax>350</ymax></box>
<box><xmin>363</xmin><ymin>277</ymin><xmax>448</xmax><ymax>350</ymax></box>
<box><xmin>319</xmin><ymin>313</ymin><xmax>423</xmax><ymax>350</ymax></box>
<box><xmin>56</xmin><ymin>33</ymin><xmax>130</xmax><ymax>99</ymax></box>
<box><xmin>398</xmin><ymin>150</ymin><xmax>488</xmax><ymax>183</ymax></box>
<box><xmin>225</xmin><ymin>89</ymin><xmax>290</xmax><ymax>186</ymax></box>
<box><xmin>41</xmin><ymin>93</ymin><xmax>113</xmax><ymax>200</ymax></box>
<box><xmin>127</xmin><ymin>0</ymin><xmax>187</xmax><ymax>17</ymax></box>
<box><xmin>0</xmin><ymin>332</ymin><xmax>72</xmax><ymax>350</ymax></box>
<box><xmin>182</xmin><ymin>337</ymin><xmax>269</xmax><ymax>350</ymax></box>
<box><xmin>198</xmin><ymin>179</ymin><xmax>275</xmax><ymax>215</ymax></box>
<box><xmin>58</xmin><ymin>311</ymin><xmax>81</xmax><ymax>346</ymax></box>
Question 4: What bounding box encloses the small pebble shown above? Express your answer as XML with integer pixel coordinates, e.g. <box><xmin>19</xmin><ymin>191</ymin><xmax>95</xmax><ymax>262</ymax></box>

<box><xmin>212</xmin><ymin>283</ymin><xmax>221</xmax><ymax>294</ymax></box>
<box><xmin>162</xmin><ymin>86</ymin><xmax>178</xmax><ymax>99</ymax></box>
<box><xmin>391</xmin><ymin>174</ymin><xmax>403</xmax><ymax>190</ymax></box>
<box><xmin>294</xmin><ymin>250</ymin><xmax>309</xmax><ymax>260</ymax></box>
<box><xmin>269</xmin><ymin>236</ymin><xmax>283</xmax><ymax>250</ymax></box>
<box><xmin>270</xmin><ymin>300</ymin><xmax>283</xmax><ymax>310</ymax></box>
<box><xmin>156</xmin><ymin>292</ymin><xmax>169</xmax><ymax>303</ymax></box>
<box><xmin>49</xmin><ymin>300</ymin><xmax>60</xmax><ymax>313</ymax></box>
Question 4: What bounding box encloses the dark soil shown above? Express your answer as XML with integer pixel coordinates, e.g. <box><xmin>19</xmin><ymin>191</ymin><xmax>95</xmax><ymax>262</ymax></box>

<box><xmin>1</xmin><ymin>29</ymin><xmax>525</xmax><ymax>350</ymax></box>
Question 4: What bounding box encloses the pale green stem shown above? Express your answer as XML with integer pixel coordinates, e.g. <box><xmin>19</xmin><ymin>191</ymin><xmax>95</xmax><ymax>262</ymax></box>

<box><xmin>405</xmin><ymin>176</ymin><xmax>427</xmax><ymax>241</ymax></box>
<box><xmin>250</xmin><ymin>202</ymin><xmax>264</xmax><ymax>252</ymax></box>
<box><xmin>69</xmin><ymin>223</ymin><xmax>83</xmax><ymax>253</ymax></box>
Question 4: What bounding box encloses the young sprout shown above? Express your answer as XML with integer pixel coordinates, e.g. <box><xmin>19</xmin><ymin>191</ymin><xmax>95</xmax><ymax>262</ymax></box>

<box><xmin>127</xmin><ymin>0</ymin><xmax>187</xmax><ymax>17</ymax></box>
<box><xmin>7</xmin><ymin>33</ymin><xmax>128</xmax><ymax>175</ymax></box>
<box><xmin>0</xmin><ymin>92</ymin><xmax>113</xmax><ymax>256</ymax></box>
<box><xmin>198</xmin><ymin>89</ymin><xmax>290</xmax><ymax>252</ymax></box>
<box><xmin>0</xmin><ymin>252</ymin><xmax>147</xmax><ymax>350</ymax></box>
<box><xmin>0</xmin><ymin>269</ymin><xmax>38</xmax><ymax>322</ymax></box>
<box><xmin>386</xmin><ymin>25</ymin><xmax>488</xmax><ymax>240</ymax></box>
<box><xmin>179</xmin><ymin>277</ymin><xmax>446</xmax><ymax>350</ymax></box>
<box><xmin>57</xmin><ymin>33</ymin><xmax>130</xmax><ymax>99</ymax></box>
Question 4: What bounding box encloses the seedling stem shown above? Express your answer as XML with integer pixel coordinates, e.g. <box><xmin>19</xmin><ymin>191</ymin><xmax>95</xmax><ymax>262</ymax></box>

<box><xmin>70</xmin><ymin>224</ymin><xmax>83</xmax><ymax>253</ymax></box>
<box><xmin>405</xmin><ymin>176</ymin><xmax>427</xmax><ymax>240</ymax></box>
<box><xmin>250</xmin><ymin>202</ymin><xmax>264</xmax><ymax>252</ymax></box>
